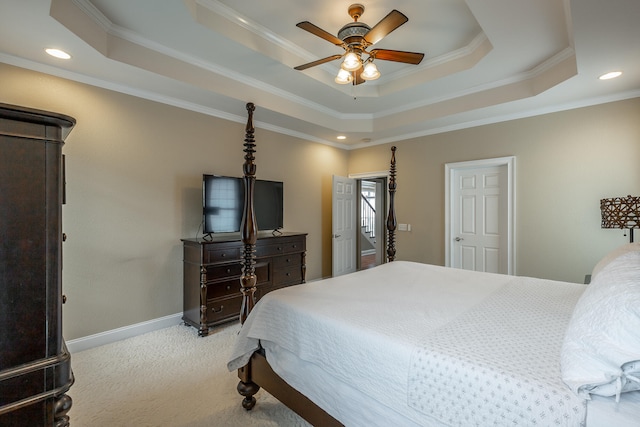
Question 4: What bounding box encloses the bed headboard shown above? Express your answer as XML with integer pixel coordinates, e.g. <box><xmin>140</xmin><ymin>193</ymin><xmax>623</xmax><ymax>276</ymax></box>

<box><xmin>237</xmin><ymin>105</ymin><xmax>398</xmax><ymax>324</ymax></box>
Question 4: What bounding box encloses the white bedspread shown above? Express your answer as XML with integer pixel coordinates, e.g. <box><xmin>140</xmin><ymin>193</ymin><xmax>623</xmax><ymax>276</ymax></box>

<box><xmin>227</xmin><ymin>261</ymin><xmax>617</xmax><ymax>426</ymax></box>
<box><xmin>408</xmin><ymin>277</ymin><xmax>585</xmax><ymax>426</ymax></box>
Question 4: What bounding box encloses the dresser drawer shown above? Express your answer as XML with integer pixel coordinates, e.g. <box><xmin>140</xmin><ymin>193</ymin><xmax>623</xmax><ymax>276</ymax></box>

<box><xmin>272</xmin><ymin>253</ymin><xmax>302</xmax><ymax>268</ymax></box>
<box><xmin>206</xmin><ymin>295</ymin><xmax>242</xmax><ymax>324</ymax></box>
<box><xmin>203</xmin><ymin>245</ymin><xmax>241</xmax><ymax>264</ymax></box>
<box><xmin>206</xmin><ymin>261</ymin><xmax>270</xmax><ymax>299</ymax></box>
<box><xmin>257</xmin><ymin>239</ymin><xmax>304</xmax><ymax>257</ymax></box>
<box><xmin>206</xmin><ymin>280</ymin><xmax>273</xmax><ymax>324</ymax></box>
<box><xmin>206</xmin><ymin>278</ymin><xmax>239</xmax><ymax>299</ymax></box>
<box><xmin>273</xmin><ymin>264</ymin><xmax>303</xmax><ymax>286</ymax></box>
<box><xmin>205</xmin><ymin>263</ymin><xmax>242</xmax><ymax>281</ymax></box>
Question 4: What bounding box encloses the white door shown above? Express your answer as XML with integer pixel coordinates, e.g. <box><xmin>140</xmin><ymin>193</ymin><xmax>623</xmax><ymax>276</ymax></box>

<box><xmin>445</xmin><ymin>157</ymin><xmax>515</xmax><ymax>274</ymax></box>
<box><xmin>332</xmin><ymin>175</ymin><xmax>357</xmax><ymax>277</ymax></box>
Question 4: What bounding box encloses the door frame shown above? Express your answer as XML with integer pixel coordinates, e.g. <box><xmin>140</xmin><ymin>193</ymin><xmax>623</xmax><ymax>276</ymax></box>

<box><xmin>444</xmin><ymin>156</ymin><xmax>516</xmax><ymax>275</ymax></box>
<box><xmin>349</xmin><ymin>171</ymin><xmax>389</xmax><ymax>269</ymax></box>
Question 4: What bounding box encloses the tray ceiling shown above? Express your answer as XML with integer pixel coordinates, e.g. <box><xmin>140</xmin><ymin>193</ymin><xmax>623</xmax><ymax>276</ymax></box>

<box><xmin>0</xmin><ymin>0</ymin><xmax>638</xmax><ymax>148</ymax></box>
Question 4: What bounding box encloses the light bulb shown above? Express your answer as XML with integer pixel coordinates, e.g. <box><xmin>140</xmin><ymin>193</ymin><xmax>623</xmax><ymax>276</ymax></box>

<box><xmin>341</xmin><ymin>52</ymin><xmax>362</xmax><ymax>72</ymax></box>
<box><xmin>335</xmin><ymin>68</ymin><xmax>353</xmax><ymax>84</ymax></box>
<box><xmin>361</xmin><ymin>62</ymin><xmax>380</xmax><ymax>81</ymax></box>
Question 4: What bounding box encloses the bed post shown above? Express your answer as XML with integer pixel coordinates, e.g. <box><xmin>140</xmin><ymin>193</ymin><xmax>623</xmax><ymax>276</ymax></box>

<box><xmin>237</xmin><ymin>102</ymin><xmax>260</xmax><ymax>410</ymax></box>
<box><xmin>386</xmin><ymin>146</ymin><xmax>397</xmax><ymax>262</ymax></box>
<box><xmin>239</xmin><ymin>102</ymin><xmax>258</xmax><ymax>324</ymax></box>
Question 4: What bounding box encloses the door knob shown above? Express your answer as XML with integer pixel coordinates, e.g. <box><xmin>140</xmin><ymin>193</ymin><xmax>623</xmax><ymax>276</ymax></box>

<box><xmin>455</xmin><ymin>237</ymin><xmax>464</xmax><ymax>242</ymax></box>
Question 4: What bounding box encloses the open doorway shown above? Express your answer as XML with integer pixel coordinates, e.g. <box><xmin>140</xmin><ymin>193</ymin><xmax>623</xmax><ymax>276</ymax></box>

<box><xmin>332</xmin><ymin>173</ymin><xmax>389</xmax><ymax>277</ymax></box>
<box><xmin>358</xmin><ymin>177</ymin><xmax>386</xmax><ymax>270</ymax></box>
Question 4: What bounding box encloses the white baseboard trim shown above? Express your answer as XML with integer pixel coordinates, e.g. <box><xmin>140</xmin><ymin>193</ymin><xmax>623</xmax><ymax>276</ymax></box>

<box><xmin>66</xmin><ymin>312</ymin><xmax>183</xmax><ymax>353</ymax></box>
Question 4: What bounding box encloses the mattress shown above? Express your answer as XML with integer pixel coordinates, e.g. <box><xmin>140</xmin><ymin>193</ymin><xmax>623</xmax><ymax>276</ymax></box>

<box><xmin>228</xmin><ymin>261</ymin><xmax>640</xmax><ymax>426</ymax></box>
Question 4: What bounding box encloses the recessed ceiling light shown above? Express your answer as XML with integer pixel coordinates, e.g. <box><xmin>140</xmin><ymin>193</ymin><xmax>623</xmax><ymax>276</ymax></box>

<box><xmin>337</xmin><ymin>135</ymin><xmax>346</xmax><ymax>140</ymax></box>
<box><xmin>599</xmin><ymin>71</ymin><xmax>622</xmax><ymax>80</ymax></box>
<box><xmin>45</xmin><ymin>48</ymin><xmax>71</xmax><ymax>59</ymax></box>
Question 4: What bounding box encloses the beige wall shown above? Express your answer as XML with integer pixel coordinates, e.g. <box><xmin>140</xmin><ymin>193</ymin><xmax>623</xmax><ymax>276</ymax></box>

<box><xmin>0</xmin><ymin>63</ymin><xmax>348</xmax><ymax>340</ymax></box>
<box><xmin>2</xmin><ymin>62</ymin><xmax>640</xmax><ymax>340</ymax></box>
<box><xmin>349</xmin><ymin>98</ymin><xmax>640</xmax><ymax>282</ymax></box>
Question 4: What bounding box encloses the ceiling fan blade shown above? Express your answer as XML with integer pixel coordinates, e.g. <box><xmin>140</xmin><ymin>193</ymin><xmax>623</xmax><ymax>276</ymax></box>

<box><xmin>296</xmin><ymin>21</ymin><xmax>345</xmax><ymax>46</ymax></box>
<box><xmin>370</xmin><ymin>49</ymin><xmax>424</xmax><ymax>65</ymax></box>
<box><xmin>363</xmin><ymin>10</ymin><xmax>408</xmax><ymax>45</ymax></box>
<box><xmin>294</xmin><ymin>54</ymin><xmax>343</xmax><ymax>71</ymax></box>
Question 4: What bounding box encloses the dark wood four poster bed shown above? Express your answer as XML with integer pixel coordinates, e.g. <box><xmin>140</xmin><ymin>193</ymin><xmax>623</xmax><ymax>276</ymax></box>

<box><xmin>227</xmin><ymin>103</ymin><xmax>640</xmax><ymax>426</ymax></box>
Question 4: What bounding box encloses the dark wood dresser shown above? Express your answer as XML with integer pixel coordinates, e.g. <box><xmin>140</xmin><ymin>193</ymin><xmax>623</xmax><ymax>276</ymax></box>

<box><xmin>0</xmin><ymin>104</ymin><xmax>75</xmax><ymax>425</ymax></box>
<box><xmin>182</xmin><ymin>232</ymin><xmax>306</xmax><ymax>336</ymax></box>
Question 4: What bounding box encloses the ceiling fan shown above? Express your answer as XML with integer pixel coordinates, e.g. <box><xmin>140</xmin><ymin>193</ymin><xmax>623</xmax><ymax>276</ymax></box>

<box><xmin>294</xmin><ymin>3</ymin><xmax>424</xmax><ymax>85</ymax></box>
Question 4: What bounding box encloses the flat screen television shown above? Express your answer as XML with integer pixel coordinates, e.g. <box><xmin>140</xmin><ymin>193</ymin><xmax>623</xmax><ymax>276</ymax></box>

<box><xmin>202</xmin><ymin>174</ymin><xmax>284</xmax><ymax>234</ymax></box>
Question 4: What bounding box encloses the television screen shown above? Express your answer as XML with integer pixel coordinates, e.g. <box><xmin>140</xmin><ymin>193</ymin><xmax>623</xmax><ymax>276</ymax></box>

<box><xmin>203</xmin><ymin>175</ymin><xmax>243</xmax><ymax>233</ymax></box>
<box><xmin>254</xmin><ymin>179</ymin><xmax>284</xmax><ymax>231</ymax></box>
<box><xmin>202</xmin><ymin>175</ymin><xmax>283</xmax><ymax>233</ymax></box>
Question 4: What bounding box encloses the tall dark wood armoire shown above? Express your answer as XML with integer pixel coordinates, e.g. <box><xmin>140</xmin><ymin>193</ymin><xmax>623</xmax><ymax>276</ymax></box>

<box><xmin>0</xmin><ymin>103</ymin><xmax>75</xmax><ymax>426</ymax></box>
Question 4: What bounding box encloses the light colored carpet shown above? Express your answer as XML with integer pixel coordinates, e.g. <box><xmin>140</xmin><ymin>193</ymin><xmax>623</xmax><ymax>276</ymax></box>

<box><xmin>68</xmin><ymin>322</ymin><xmax>311</xmax><ymax>426</ymax></box>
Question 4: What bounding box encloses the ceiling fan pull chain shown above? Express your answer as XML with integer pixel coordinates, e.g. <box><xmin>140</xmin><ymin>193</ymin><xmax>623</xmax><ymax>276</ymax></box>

<box><xmin>351</xmin><ymin>76</ymin><xmax>357</xmax><ymax>100</ymax></box>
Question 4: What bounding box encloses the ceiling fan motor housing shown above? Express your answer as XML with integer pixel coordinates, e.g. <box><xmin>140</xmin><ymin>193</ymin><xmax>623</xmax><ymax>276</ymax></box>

<box><xmin>338</xmin><ymin>22</ymin><xmax>371</xmax><ymax>48</ymax></box>
<box><xmin>339</xmin><ymin>4</ymin><xmax>370</xmax><ymax>48</ymax></box>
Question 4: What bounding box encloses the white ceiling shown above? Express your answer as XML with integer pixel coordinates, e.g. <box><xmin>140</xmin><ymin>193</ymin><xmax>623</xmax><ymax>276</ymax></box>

<box><xmin>1</xmin><ymin>0</ymin><xmax>639</xmax><ymax>148</ymax></box>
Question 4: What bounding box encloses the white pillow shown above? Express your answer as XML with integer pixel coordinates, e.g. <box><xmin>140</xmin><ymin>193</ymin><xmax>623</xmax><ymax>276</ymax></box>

<box><xmin>591</xmin><ymin>242</ymin><xmax>640</xmax><ymax>279</ymax></box>
<box><xmin>561</xmin><ymin>250</ymin><xmax>640</xmax><ymax>400</ymax></box>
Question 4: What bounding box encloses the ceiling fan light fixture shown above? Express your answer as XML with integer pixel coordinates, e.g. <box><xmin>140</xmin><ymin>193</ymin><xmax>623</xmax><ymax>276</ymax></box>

<box><xmin>361</xmin><ymin>61</ymin><xmax>380</xmax><ymax>80</ymax></box>
<box><xmin>341</xmin><ymin>51</ymin><xmax>362</xmax><ymax>71</ymax></box>
<box><xmin>335</xmin><ymin>68</ymin><xmax>353</xmax><ymax>84</ymax></box>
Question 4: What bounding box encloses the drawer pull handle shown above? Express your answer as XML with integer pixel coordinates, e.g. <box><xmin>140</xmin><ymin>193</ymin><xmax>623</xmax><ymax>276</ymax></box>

<box><xmin>221</xmin><ymin>253</ymin><xmax>226</xmax><ymax>257</ymax></box>
<box><xmin>277</xmin><ymin>247</ymin><xmax>282</xmax><ymax>251</ymax></box>
<box><xmin>211</xmin><ymin>305</ymin><xmax>224</xmax><ymax>313</ymax></box>
<box><xmin>286</xmin><ymin>272</ymin><xmax>291</xmax><ymax>276</ymax></box>
<box><xmin>226</xmin><ymin>268</ymin><xmax>231</xmax><ymax>273</ymax></box>
<box><xmin>226</xmin><ymin>285</ymin><xmax>231</xmax><ymax>290</ymax></box>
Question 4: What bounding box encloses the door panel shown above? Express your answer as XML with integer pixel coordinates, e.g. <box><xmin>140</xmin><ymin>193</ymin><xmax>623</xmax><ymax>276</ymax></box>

<box><xmin>461</xmin><ymin>246</ymin><xmax>476</xmax><ymax>270</ymax></box>
<box><xmin>452</xmin><ymin>165</ymin><xmax>505</xmax><ymax>274</ymax></box>
<box><xmin>332</xmin><ymin>175</ymin><xmax>357</xmax><ymax>277</ymax></box>
<box><xmin>484</xmin><ymin>247</ymin><xmax>499</xmax><ymax>272</ymax></box>
<box><xmin>461</xmin><ymin>195</ymin><xmax>476</xmax><ymax>234</ymax></box>
<box><xmin>485</xmin><ymin>194</ymin><xmax>499</xmax><ymax>235</ymax></box>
